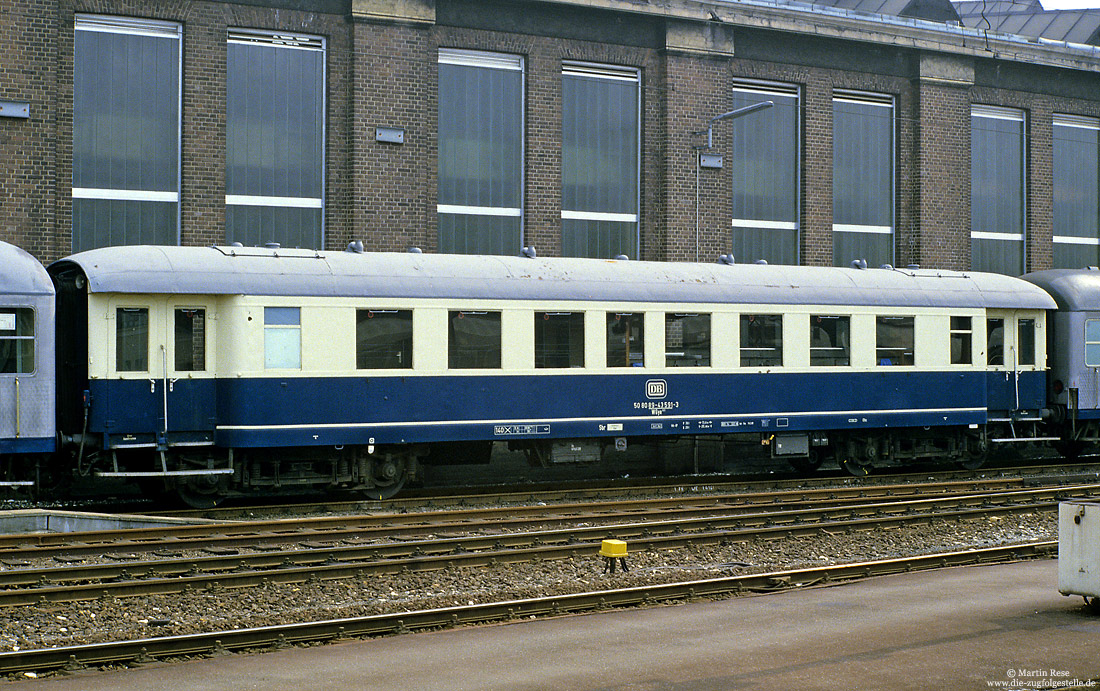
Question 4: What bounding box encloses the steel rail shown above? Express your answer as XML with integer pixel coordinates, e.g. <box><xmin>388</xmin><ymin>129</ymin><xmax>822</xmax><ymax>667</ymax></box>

<box><xmin>0</xmin><ymin>488</ymin><xmax>1077</xmax><ymax>607</ymax></box>
<box><xmin>0</xmin><ymin>541</ymin><xmax>1056</xmax><ymax>676</ymax></box>
<box><xmin>154</xmin><ymin>462</ymin><xmax>1100</xmax><ymax>520</ymax></box>
<box><xmin>0</xmin><ymin>476</ymin><xmax>1080</xmax><ymax>560</ymax></box>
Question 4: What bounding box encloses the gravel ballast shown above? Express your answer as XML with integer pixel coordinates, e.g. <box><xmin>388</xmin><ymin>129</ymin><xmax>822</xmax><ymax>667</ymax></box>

<box><xmin>0</xmin><ymin>511</ymin><xmax>1054</xmax><ymax>654</ymax></box>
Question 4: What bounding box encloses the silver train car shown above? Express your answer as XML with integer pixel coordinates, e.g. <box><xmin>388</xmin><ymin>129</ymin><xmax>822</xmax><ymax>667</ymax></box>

<box><xmin>1023</xmin><ymin>268</ymin><xmax>1100</xmax><ymax>456</ymax></box>
<box><xmin>0</xmin><ymin>241</ymin><xmax>56</xmax><ymax>488</ymax></box>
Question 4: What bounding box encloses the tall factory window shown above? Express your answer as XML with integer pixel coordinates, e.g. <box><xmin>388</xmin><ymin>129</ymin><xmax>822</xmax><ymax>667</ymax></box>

<box><xmin>1053</xmin><ymin>115</ymin><xmax>1100</xmax><ymax>269</ymax></box>
<box><xmin>561</xmin><ymin>63</ymin><xmax>640</xmax><ymax>259</ymax></box>
<box><xmin>227</xmin><ymin>31</ymin><xmax>325</xmax><ymax>249</ymax></box>
<box><xmin>438</xmin><ymin>50</ymin><xmax>524</xmax><ymax>255</ymax></box>
<box><xmin>833</xmin><ymin>92</ymin><xmax>894</xmax><ymax>268</ymax></box>
<box><xmin>730</xmin><ymin>82</ymin><xmax>800</xmax><ymax>266</ymax></box>
<box><xmin>73</xmin><ymin>16</ymin><xmax>181</xmax><ymax>252</ymax></box>
<box><xmin>971</xmin><ymin>106</ymin><xmax>1026</xmax><ymax>275</ymax></box>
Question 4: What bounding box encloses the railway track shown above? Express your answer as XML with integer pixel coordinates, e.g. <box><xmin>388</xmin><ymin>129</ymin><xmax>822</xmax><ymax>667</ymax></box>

<box><xmin>140</xmin><ymin>461</ymin><xmax>1100</xmax><ymax>521</ymax></box>
<box><xmin>0</xmin><ymin>475</ymin><xmax>1083</xmax><ymax>560</ymax></box>
<box><xmin>0</xmin><ymin>481</ymin><xmax>1089</xmax><ymax>608</ymax></box>
<box><xmin>0</xmin><ymin>542</ymin><xmax>1056</xmax><ymax>676</ymax></box>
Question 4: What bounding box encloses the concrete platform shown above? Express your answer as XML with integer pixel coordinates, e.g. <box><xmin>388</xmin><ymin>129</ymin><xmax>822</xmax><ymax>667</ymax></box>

<box><xmin>19</xmin><ymin>559</ymin><xmax>1100</xmax><ymax>690</ymax></box>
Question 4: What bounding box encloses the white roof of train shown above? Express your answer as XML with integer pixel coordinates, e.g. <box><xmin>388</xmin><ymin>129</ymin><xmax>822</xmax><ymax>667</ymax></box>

<box><xmin>49</xmin><ymin>244</ymin><xmax>1057</xmax><ymax>310</ymax></box>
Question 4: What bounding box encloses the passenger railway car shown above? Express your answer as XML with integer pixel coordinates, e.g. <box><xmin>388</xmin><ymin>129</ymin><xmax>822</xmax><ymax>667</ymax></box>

<box><xmin>1022</xmin><ymin>268</ymin><xmax>1100</xmax><ymax>456</ymax></box>
<box><xmin>39</xmin><ymin>244</ymin><xmax>1056</xmax><ymax>505</ymax></box>
<box><xmin>0</xmin><ymin>241</ymin><xmax>55</xmax><ymax>489</ymax></box>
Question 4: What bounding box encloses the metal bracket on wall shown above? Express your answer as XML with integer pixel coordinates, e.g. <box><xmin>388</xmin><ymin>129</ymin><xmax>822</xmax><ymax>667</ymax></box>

<box><xmin>0</xmin><ymin>101</ymin><xmax>29</xmax><ymax>118</ymax></box>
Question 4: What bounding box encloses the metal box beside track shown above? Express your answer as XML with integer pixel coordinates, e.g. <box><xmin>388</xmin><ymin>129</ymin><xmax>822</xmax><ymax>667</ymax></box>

<box><xmin>1059</xmin><ymin>501</ymin><xmax>1100</xmax><ymax>601</ymax></box>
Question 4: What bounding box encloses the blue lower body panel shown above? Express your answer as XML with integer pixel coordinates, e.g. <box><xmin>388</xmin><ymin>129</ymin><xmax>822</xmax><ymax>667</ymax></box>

<box><xmin>0</xmin><ymin>437</ymin><xmax>55</xmax><ymax>454</ymax></box>
<box><xmin>203</xmin><ymin>370</ymin><xmax>993</xmax><ymax>448</ymax></box>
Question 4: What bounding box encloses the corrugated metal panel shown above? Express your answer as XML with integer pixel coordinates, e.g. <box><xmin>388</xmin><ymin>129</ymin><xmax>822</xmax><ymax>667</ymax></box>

<box><xmin>0</xmin><ymin>242</ymin><xmax>54</xmax><ymax>297</ymax></box>
<box><xmin>48</xmin><ymin>245</ymin><xmax>1058</xmax><ymax>310</ymax></box>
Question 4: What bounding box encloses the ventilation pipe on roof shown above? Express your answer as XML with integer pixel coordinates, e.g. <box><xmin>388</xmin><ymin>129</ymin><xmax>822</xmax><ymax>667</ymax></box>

<box><xmin>880</xmin><ymin>264</ymin><xmax>894</xmax><ymax>270</ymax></box>
<box><xmin>264</xmin><ymin>242</ymin><xmax>281</xmax><ymax>250</ymax></box>
<box><xmin>408</xmin><ymin>247</ymin><xmax>423</xmax><ymax>254</ymax></box>
<box><xmin>346</xmin><ymin>240</ymin><xmax>364</xmax><ymax>253</ymax></box>
<box><xmin>718</xmin><ymin>254</ymin><xmax>735</xmax><ymax>265</ymax></box>
<box><xmin>851</xmin><ymin>259</ymin><xmax>868</xmax><ymax>270</ymax></box>
<box><xmin>754</xmin><ymin>259</ymin><xmax>768</xmax><ymax>265</ymax></box>
<box><xmin>907</xmin><ymin>264</ymin><xmax>920</xmax><ymax>270</ymax></box>
<box><xmin>614</xmin><ymin>254</ymin><xmax>629</xmax><ymax>261</ymax></box>
<box><xmin>521</xmin><ymin>246</ymin><xmax>537</xmax><ymax>258</ymax></box>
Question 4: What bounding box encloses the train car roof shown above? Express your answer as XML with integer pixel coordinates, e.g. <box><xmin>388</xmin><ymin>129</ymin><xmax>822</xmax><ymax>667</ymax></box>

<box><xmin>49</xmin><ymin>245</ymin><xmax>1057</xmax><ymax>310</ymax></box>
<box><xmin>1021</xmin><ymin>269</ymin><xmax>1100</xmax><ymax>311</ymax></box>
<box><xmin>0</xmin><ymin>241</ymin><xmax>54</xmax><ymax>297</ymax></box>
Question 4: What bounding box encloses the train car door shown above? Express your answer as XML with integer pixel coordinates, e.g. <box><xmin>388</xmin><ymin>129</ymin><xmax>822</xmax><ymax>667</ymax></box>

<box><xmin>985</xmin><ymin>309</ymin><xmax>1040</xmax><ymax>415</ymax></box>
<box><xmin>161</xmin><ymin>301</ymin><xmax>216</xmax><ymax>447</ymax></box>
<box><xmin>105</xmin><ymin>298</ymin><xmax>215</xmax><ymax>449</ymax></box>
<box><xmin>0</xmin><ymin>305</ymin><xmax>54</xmax><ymax>453</ymax></box>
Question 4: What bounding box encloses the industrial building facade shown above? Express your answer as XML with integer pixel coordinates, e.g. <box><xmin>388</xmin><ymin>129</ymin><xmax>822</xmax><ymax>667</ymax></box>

<box><xmin>1</xmin><ymin>0</ymin><xmax>1099</xmax><ymax>273</ymax></box>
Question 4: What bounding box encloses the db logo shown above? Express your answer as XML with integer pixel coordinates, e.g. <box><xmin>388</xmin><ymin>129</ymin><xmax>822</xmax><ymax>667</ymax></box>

<box><xmin>646</xmin><ymin>379</ymin><xmax>667</xmax><ymax>400</ymax></box>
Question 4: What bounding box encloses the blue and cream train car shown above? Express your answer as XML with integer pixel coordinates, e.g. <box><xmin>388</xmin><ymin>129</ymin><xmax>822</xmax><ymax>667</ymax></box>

<box><xmin>0</xmin><ymin>242</ymin><xmax>55</xmax><ymax>489</ymax></box>
<box><xmin>44</xmin><ymin>244</ymin><xmax>1056</xmax><ymax>504</ymax></box>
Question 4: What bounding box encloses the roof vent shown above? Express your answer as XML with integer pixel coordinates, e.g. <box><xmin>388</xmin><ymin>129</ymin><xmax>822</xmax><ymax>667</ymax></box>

<box><xmin>230</xmin><ymin>242</ymin><xmax>244</xmax><ymax>248</ymax></box>
<box><xmin>346</xmin><ymin>240</ymin><xmax>364</xmax><ymax>254</ymax></box>
<box><xmin>718</xmin><ymin>254</ymin><xmax>735</xmax><ymax>265</ymax></box>
<box><xmin>754</xmin><ymin>259</ymin><xmax>768</xmax><ymax>265</ymax></box>
<box><xmin>265</xmin><ymin>242</ymin><xmax>281</xmax><ymax>250</ymax></box>
<box><xmin>851</xmin><ymin>259</ymin><xmax>868</xmax><ymax>270</ymax></box>
<box><xmin>907</xmin><ymin>264</ymin><xmax>920</xmax><ymax>270</ymax></box>
<box><xmin>880</xmin><ymin>264</ymin><xmax>894</xmax><ymax>270</ymax></box>
<box><xmin>614</xmin><ymin>254</ymin><xmax>629</xmax><ymax>261</ymax></box>
<box><xmin>521</xmin><ymin>246</ymin><xmax>537</xmax><ymax>258</ymax></box>
<box><xmin>408</xmin><ymin>247</ymin><xmax>423</xmax><ymax>254</ymax></box>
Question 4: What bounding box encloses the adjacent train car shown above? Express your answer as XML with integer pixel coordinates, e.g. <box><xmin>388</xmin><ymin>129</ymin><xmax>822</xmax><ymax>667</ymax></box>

<box><xmin>1022</xmin><ymin>268</ymin><xmax>1100</xmax><ymax>456</ymax></box>
<box><xmin>44</xmin><ymin>244</ymin><xmax>1057</xmax><ymax>505</ymax></box>
<box><xmin>0</xmin><ymin>241</ymin><xmax>56</xmax><ymax>489</ymax></box>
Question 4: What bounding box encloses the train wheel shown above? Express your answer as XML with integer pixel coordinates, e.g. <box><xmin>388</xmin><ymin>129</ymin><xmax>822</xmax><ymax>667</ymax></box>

<box><xmin>788</xmin><ymin>447</ymin><xmax>828</xmax><ymax>473</ymax></box>
<box><xmin>175</xmin><ymin>476</ymin><xmax>227</xmax><ymax>509</ymax></box>
<box><xmin>839</xmin><ymin>456</ymin><xmax>871</xmax><ymax>477</ymax></box>
<box><xmin>1055</xmin><ymin>440</ymin><xmax>1084</xmax><ymax>462</ymax></box>
<box><xmin>363</xmin><ymin>453</ymin><xmax>410</xmax><ymax>501</ymax></box>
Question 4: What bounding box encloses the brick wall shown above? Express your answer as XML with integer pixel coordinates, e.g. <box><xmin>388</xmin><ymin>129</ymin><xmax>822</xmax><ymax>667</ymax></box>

<box><xmin>0</xmin><ymin>0</ymin><xmax>58</xmax><ymax>260</ymax></box>
<box><xmin>1</xmin><ymin>0</ymin><xmax>1098</xmax><ymax>273</ymax></box>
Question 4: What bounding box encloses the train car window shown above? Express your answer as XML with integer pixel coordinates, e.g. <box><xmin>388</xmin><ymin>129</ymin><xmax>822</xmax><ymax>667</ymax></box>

<box><xmin>950</xmin><ymin>316</ymin><xmax>973</xmax><ymax>365</ymax></box>
<box><xmin>876</xmin><ymin>316</ymin><xmax>914</xmax><ymax>366</ymax></box>
<box><xmin>264</xmin><ymin>307</ymin><xmax>301</xmax><ymax>370</ymax></box>
<box><xmin>1087</xmin><ymin>320</ymin><xmax>1100</xmax><ymax>367</ymax></box>
<box><xmin>810</xmin><ymin>315</ymin><xmax>849</xmax><ymax>366</ymax></box>
<box><xmin>607</xmin><ymin>313</ymin><xmax>644</xmax><ymax>367</ymax></box>
<box><xmin>0</xmin><ymin>308</ymin><xmax>34</xmax><ymax>374</ymax></box>
<box><xmin>357</xmin><ymin>310</ymin><xmax>413</xmax><ymax>369</ymax></box>
<box><xmin>535</xmin><ymin>312</ymin><xmax>584</xmax><ymax>369</ymax></box>
<box><xmin>116</xmin><ymin>308</ymin><xmax>149</xmax><ymax>372</ymax></box>
<box><xmin>1018</xmin><ymin>318</ymin><xmax>1036</xmax><ymax>366</ymax></box>
<box><xmin>174</xmin><ymin>308</ymin><xmax>206</xmax><ymax>372</ymax></box>
<box><xmin>665</xmin><ymin>314</ymin><xmax>710</xmax><ymax>367</ymax></box>
<box><xmin>449</xmin><ymin>311</ymin><xmax>501</xmax><ymax>369</ymax></box>
<box><xmin>740</xmin><ymin>314</ymin><xmax>782</xmax><ymax>367</ymax></box>
<box><xmin>987</xmin><ymin>318</ymin><xmax>1005</xmax><ymax>366</ymax></box>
